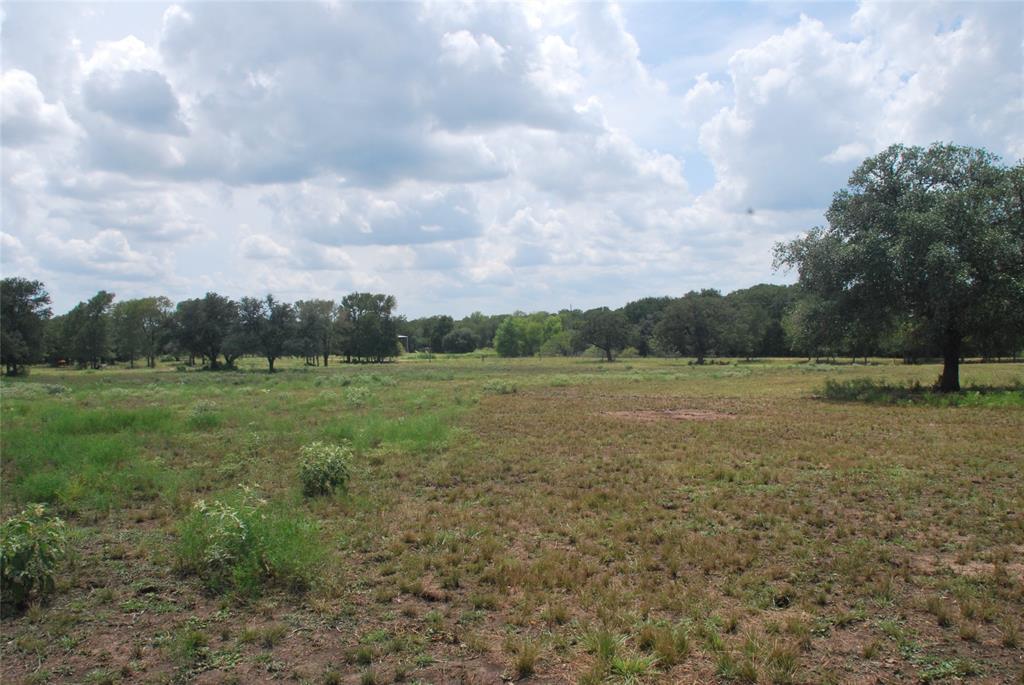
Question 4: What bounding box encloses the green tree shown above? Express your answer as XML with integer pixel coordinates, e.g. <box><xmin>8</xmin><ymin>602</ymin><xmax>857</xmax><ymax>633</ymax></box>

<box><xmin>723</xmin><ymin>285</ymin><xmax>798</xmax><ymax>358</ymax></box>
<box><xmin>576</xmin><ymin>307</ymin><xmax>631</xmax><ymax>361</ymax></box>
<box><xmin>654</xmin><ymin>290</ymin><xmax>730</xmax><ymax>364</ymax></box>
<box><xmin>238</xmin><ymin>295</ymin><xmax>297</xmax><ymax>372</ymax></box>
<box><xmin>139</xmin><ymin>296</ymin><xmax>173</xmax><ymax>368</ymax></box>
<box><xmin>493</xmin><ymin>313</ymin><xmax>562</xmax><ymax>357</ymax></box>
<box><xmin>172</xmin><ymin>298</ymin><xmax>204</xmax><ymax>365</ymax></box>
<box><xmin>457</xmin><ymin>311</ymin><xmax>503</xmax><ymax>348</ymax></box>
<box><xmin>775</xmin><ymin>143</ymin><xmax>1024</xmax><ymax>391</ymax></box>
<box><xmin>425</xmin><ymin>315</ymin><xmax>455</xmax><ymax>352</ymax></box>
<box><xmin>65</xmin><ymin>291</ymin><xmax>115</xmax><ymax>369</ymax></box>
<box><xmin>781</xmin><ymin>294</ymin><xmax>844</xmax><ymax>360</ymax></box>
<box><xmin>622</xmin><ymin>296</ymin><xmax>672</xmax><ymax>357</ymax></box>
<box><xmin>295</xmin><ymin>299</ymin><xmax>336</xmax><ymax>366</ymax></box>
<box><xmin>175</xmin><ymin>292</ymin><xmax>239</xmax><ymax>369</ymax></box>
<box><xmin>493</xmin><ymin>316</ymin><xmax>523</xmax><ymax>357</ymax></box>
<box><xmin>111</xmin><ymin>299</ymin><xmax>146</xmax><ymax>368</ymax></box>
<box><xmin>341</xmin><ymin>293</ymin><xmax>399</xmax><ymax>363</ymax></box>
<box><xmin>0</xmin><ymin>278</ymin><xmax>52</xmax><ymax>375</ymax></box>
<box><xmin>441</xmin><ymin>328</ymin><xmax>477</xmax><ymax>353</ymax></box>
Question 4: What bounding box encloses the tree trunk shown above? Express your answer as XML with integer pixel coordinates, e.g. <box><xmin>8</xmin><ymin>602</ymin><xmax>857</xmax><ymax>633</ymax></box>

<box><xmin>268</xmin><ymin>356</ymin><xmax>275</xmax><ymax>373</ymax></box>
<box><xmin>939</xmin><ymin>328</ymin><xmax>961</xmax><ymax>393</ymax></box>
<box><xmin>323</xmin><ymin>352</ymin><xmax>329</xmax><ymax>366</ymax></box>
<box><xmin>605</xmin><ymin>348</ymin><xmax>613</xmax><ymax>362</ymax></box>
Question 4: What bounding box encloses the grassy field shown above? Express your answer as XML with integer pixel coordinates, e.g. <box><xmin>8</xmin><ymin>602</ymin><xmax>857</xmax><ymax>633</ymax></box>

<box><xmin>1</xmin><ymin>357</ymin><xmax>1022</xmax><ymax>684</ymax></box>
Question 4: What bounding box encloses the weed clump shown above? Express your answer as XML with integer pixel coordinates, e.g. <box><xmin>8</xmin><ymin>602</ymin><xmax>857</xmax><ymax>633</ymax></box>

<box><xmin>298</xmin><ymin>441</ymin><xmax>352</xmax><ymax>497</ymax></box>
<box><xmin>0</xmin><ymin>504</ymin><xmax>68</xmax><ymax>611</ymax></box>
<box><xmin>186</xmin><ymin>400</ymin><xmax>221</xmax><ymax>429</ymax></box>
<box><xmin>175</xmin><ymin>487</ymin><xmax>323</xmax><ymax>596</ymax></box>
<box><xmin>482</xmin><ymin>379</ymin><xmax>517</xmax><ymax>395</ymax></box>
<box><xmin>344</xmin><ymin>386</ymin><xmax>373</xmax><ymax>407</ymax></box>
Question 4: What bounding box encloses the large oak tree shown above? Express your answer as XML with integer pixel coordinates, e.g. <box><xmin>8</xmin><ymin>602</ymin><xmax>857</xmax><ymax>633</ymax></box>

<box><xmin>775</xmin><ymin>143</ymin><xmax>1024</xmax><ymax>391</ymax></box>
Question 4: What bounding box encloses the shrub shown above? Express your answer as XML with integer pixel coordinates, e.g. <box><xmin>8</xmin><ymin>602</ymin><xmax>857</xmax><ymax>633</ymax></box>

<box><xmin>175</xmin><ymin>487</ymin><xmax>323</xmax><ymax>595</ymax></box>
<box><xmin>298</xmin><ymin>442</ymin><xmax>352</xmax><ymax>497</ymax></box>
<box><xmin>482</xmin><ymin>379</ymin><xmax>517</xmax><ymax>395</ymax></box>
<box><xmin>343</xmin><ymin>386</ymin><xmax>372</xmax><ymax>407</ymax></box>
<box><xmin>186</xmin><ymin>400</ymin><xmax>221</xmax><ymax>429</ymax></box>
<box><xmin>0</xmin><ymin>505</ymin><xmax>69</xmax><ymax>611</ymax></box>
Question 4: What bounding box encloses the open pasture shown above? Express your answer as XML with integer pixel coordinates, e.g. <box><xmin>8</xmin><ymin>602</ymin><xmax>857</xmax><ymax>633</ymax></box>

<box><xmin>1</xmin><ymin>358</ymin><xmax>1022</xmax><ymax>684</ymax></box>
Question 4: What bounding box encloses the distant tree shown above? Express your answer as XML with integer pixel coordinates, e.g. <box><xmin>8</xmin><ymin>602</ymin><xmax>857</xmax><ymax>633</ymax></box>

<box><xmin>781</xmin><ymin>294</ymin><xmax>843</xmax><ymax>360</ymax></box>
<box><xmin>724</xmin><ymin>285</ymin><xmax>797</xmax><ymax>358</ymax></box>
<box><xmin>65</xmin><ymin>291</ymin><xmax>115</xmax><ymax>368</ymax></box>
<box><xmin>425</xmin><ymin>315</ymin><xmax>455</xmax><ymax>352</ymax></box>
<box><xmin>654</xmin><ymin>290</ymin><xmax>730</xmax><ymax>364</ymax></box>
<box><xmin>576</xmin><ymin>307</ymin><xmax>631</xmax><ymax>361</ymax></box>
<box><xmin>295</xmin><ymin>299</ymin><xmax>336</xmax><ymax>366</ymax></box>
<box><xmin>111</xmin><ymin>299</ymin><xmax>146</xmax><ymax>368</ymax></box>
<box><xmin>238</xmin><ymin>295</ymin><xmax>297</xmax><ymax>372</ymax></box>
<box><xmin>139</xmin><ymin>296</ymin><xmax>173</xmax><ymax>368</ymax></box>
<box><xmin>775</xmin><ymin>143</ymin><xmax>1024</xmax><ymax>391</ymax></box>
<box><xmin>442</xmin><ymin>328</ymin><xmax>477</xmax><ymax>353</ymax></box>
<box><xmin>332</xmin><ymin>307</ymin><xmax>354</xmax><ymax>361</ymax></box>
<box><xmin>177</xmin><ymin>292</ymin><xmax>239</xmax><ymax>369</ymax></box>
<box><xmin>493</xmin><ymin>317</ymin><xmax>522</xmax><ymax>357</ymax></box>
<box><xmin>341</xmin><ymin>292</ymin><xmax>399</xmax><ymax>362</ymax></box>
<box><xmin>539</xmin><ymin>330</ymin><xmax>576</xmax><ymax>356</ymax></box>
<box><xmin>557</xmin><ymin>308</ymin><xmax>585</xmax><ymax>334</ymax></box>
<box><xmin>622</xmin><ymin>296</ymin><xmax>672</xmax><ymax>357</ymax></box>
<box><xmin>0</xmin><ymin>277</ymin><xmax>52</xmax><ymax>375</ymax></box>
<box><xmin>494</xmin><ymin>313</ymin><xmax>562</xmax><ymax>357</ymax></box>
<box><xmin>42</xmin><ymin>314</ymin><xmax>69</xmax><ymax>366</ymax></box>
<box><xmin>173</xmin><ymin>298</ymin><xmax>204</xmax><ymax>365</ymax></box>
<box><xmin>457</xmin><ymin>311</ymin><xmax>503</xmax><ymax>348</ymax></box>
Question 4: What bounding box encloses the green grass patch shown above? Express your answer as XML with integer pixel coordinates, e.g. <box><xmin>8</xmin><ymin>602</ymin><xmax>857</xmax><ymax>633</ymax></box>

<box><xmin>820</xmin><ymin>378</ymin><xmax>1024</xmax><ymax>407</ymax></box>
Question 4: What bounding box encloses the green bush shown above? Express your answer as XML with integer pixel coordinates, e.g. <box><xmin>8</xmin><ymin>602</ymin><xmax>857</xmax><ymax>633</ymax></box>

<box><xmin>343</xmin><ymin>386</ymin><xmax>372</xmax><ymax>407</ymax></box>
<box><xmin>482</xmin><ymin>379</ymin><xmax>517</xmax><ymax>395</ymax></box>
<box><xmin>299</xmin><ymin>441</ymin><xmax>352</xmax><ymax>497</ymax></box>
<box><xmin>1</xmin><ymin>505</ymin><xmax>69</xmax><ymax>610</ymax></box>
<box><xmin>175</xmin><ymin>487</ymin><xmax>323</xmax><ymax>595</ymax></box>
<box><xmin>186</xmin><ymin>400</ymin><xmax>221</xmax><ymax>429</ymax></box>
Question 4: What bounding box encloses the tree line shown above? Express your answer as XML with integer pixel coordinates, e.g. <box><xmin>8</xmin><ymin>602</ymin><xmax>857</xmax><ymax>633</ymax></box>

<box><xmin>2</xmin><ymin>142</ymin><xmax>1022</xmax><ymax>388</ymax></box>
<box><xmin>0</xmin><ymin>288</ymin><xmax>401</xmax><ymax>373</ymax></box>
<box><xmin>4</xmin><ymin>275</ymin><xmax>1019</xmax><ymax>376</ymax></box>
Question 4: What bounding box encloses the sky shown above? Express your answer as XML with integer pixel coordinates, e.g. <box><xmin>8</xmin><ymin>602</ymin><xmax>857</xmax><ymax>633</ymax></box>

<box><xmin>2</xmin><ymin>1</ymin><xmax>1022</xmax><ymax>317</ymax></box>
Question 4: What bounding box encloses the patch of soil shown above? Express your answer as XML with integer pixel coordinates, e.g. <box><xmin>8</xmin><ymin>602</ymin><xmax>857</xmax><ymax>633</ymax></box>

<box><xmin>602</xmin><ymin>408</ymin><xmax>736</xmax><ymax>422</ymax></box>
<box><xmin>912</xmin><ymin>551</ymin><xmax>1024</xmax><ymax>583</ymax></box>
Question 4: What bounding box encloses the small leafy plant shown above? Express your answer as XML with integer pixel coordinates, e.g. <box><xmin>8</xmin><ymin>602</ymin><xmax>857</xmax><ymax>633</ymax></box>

<box><xmin>482</xmin><ymin>379</ymin><xmax>517</xmax><ymax>395</ymax></box>
<box><xmin>343</xmin><ymin>386</ymin><xmax>372</xmax><ymax>407</ymax></box>
<box><xmin>1</xmin><ymin>504</ymin><xmax>69</xmax><ymax>611</ymax></box>
<box><xmin>298</xmin><ymin>441</ymin><xmax>352</xmax><ymax>497</ymax></box>
<box><xmin>175</xmin><ymin>486</ymin><xmax>323</xmax><ymax>595</ymax></box>
<box><xmin>186</xmin><ymin>400</ymin><xmax>221</xmax><ymax>429</ymax></box>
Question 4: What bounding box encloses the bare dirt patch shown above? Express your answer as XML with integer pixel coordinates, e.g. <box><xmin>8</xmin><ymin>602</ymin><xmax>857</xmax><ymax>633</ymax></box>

<box><xmin>602</xmin><ymin>408</ymin><xmax>736</xmax><ymax>422</ymax></box>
